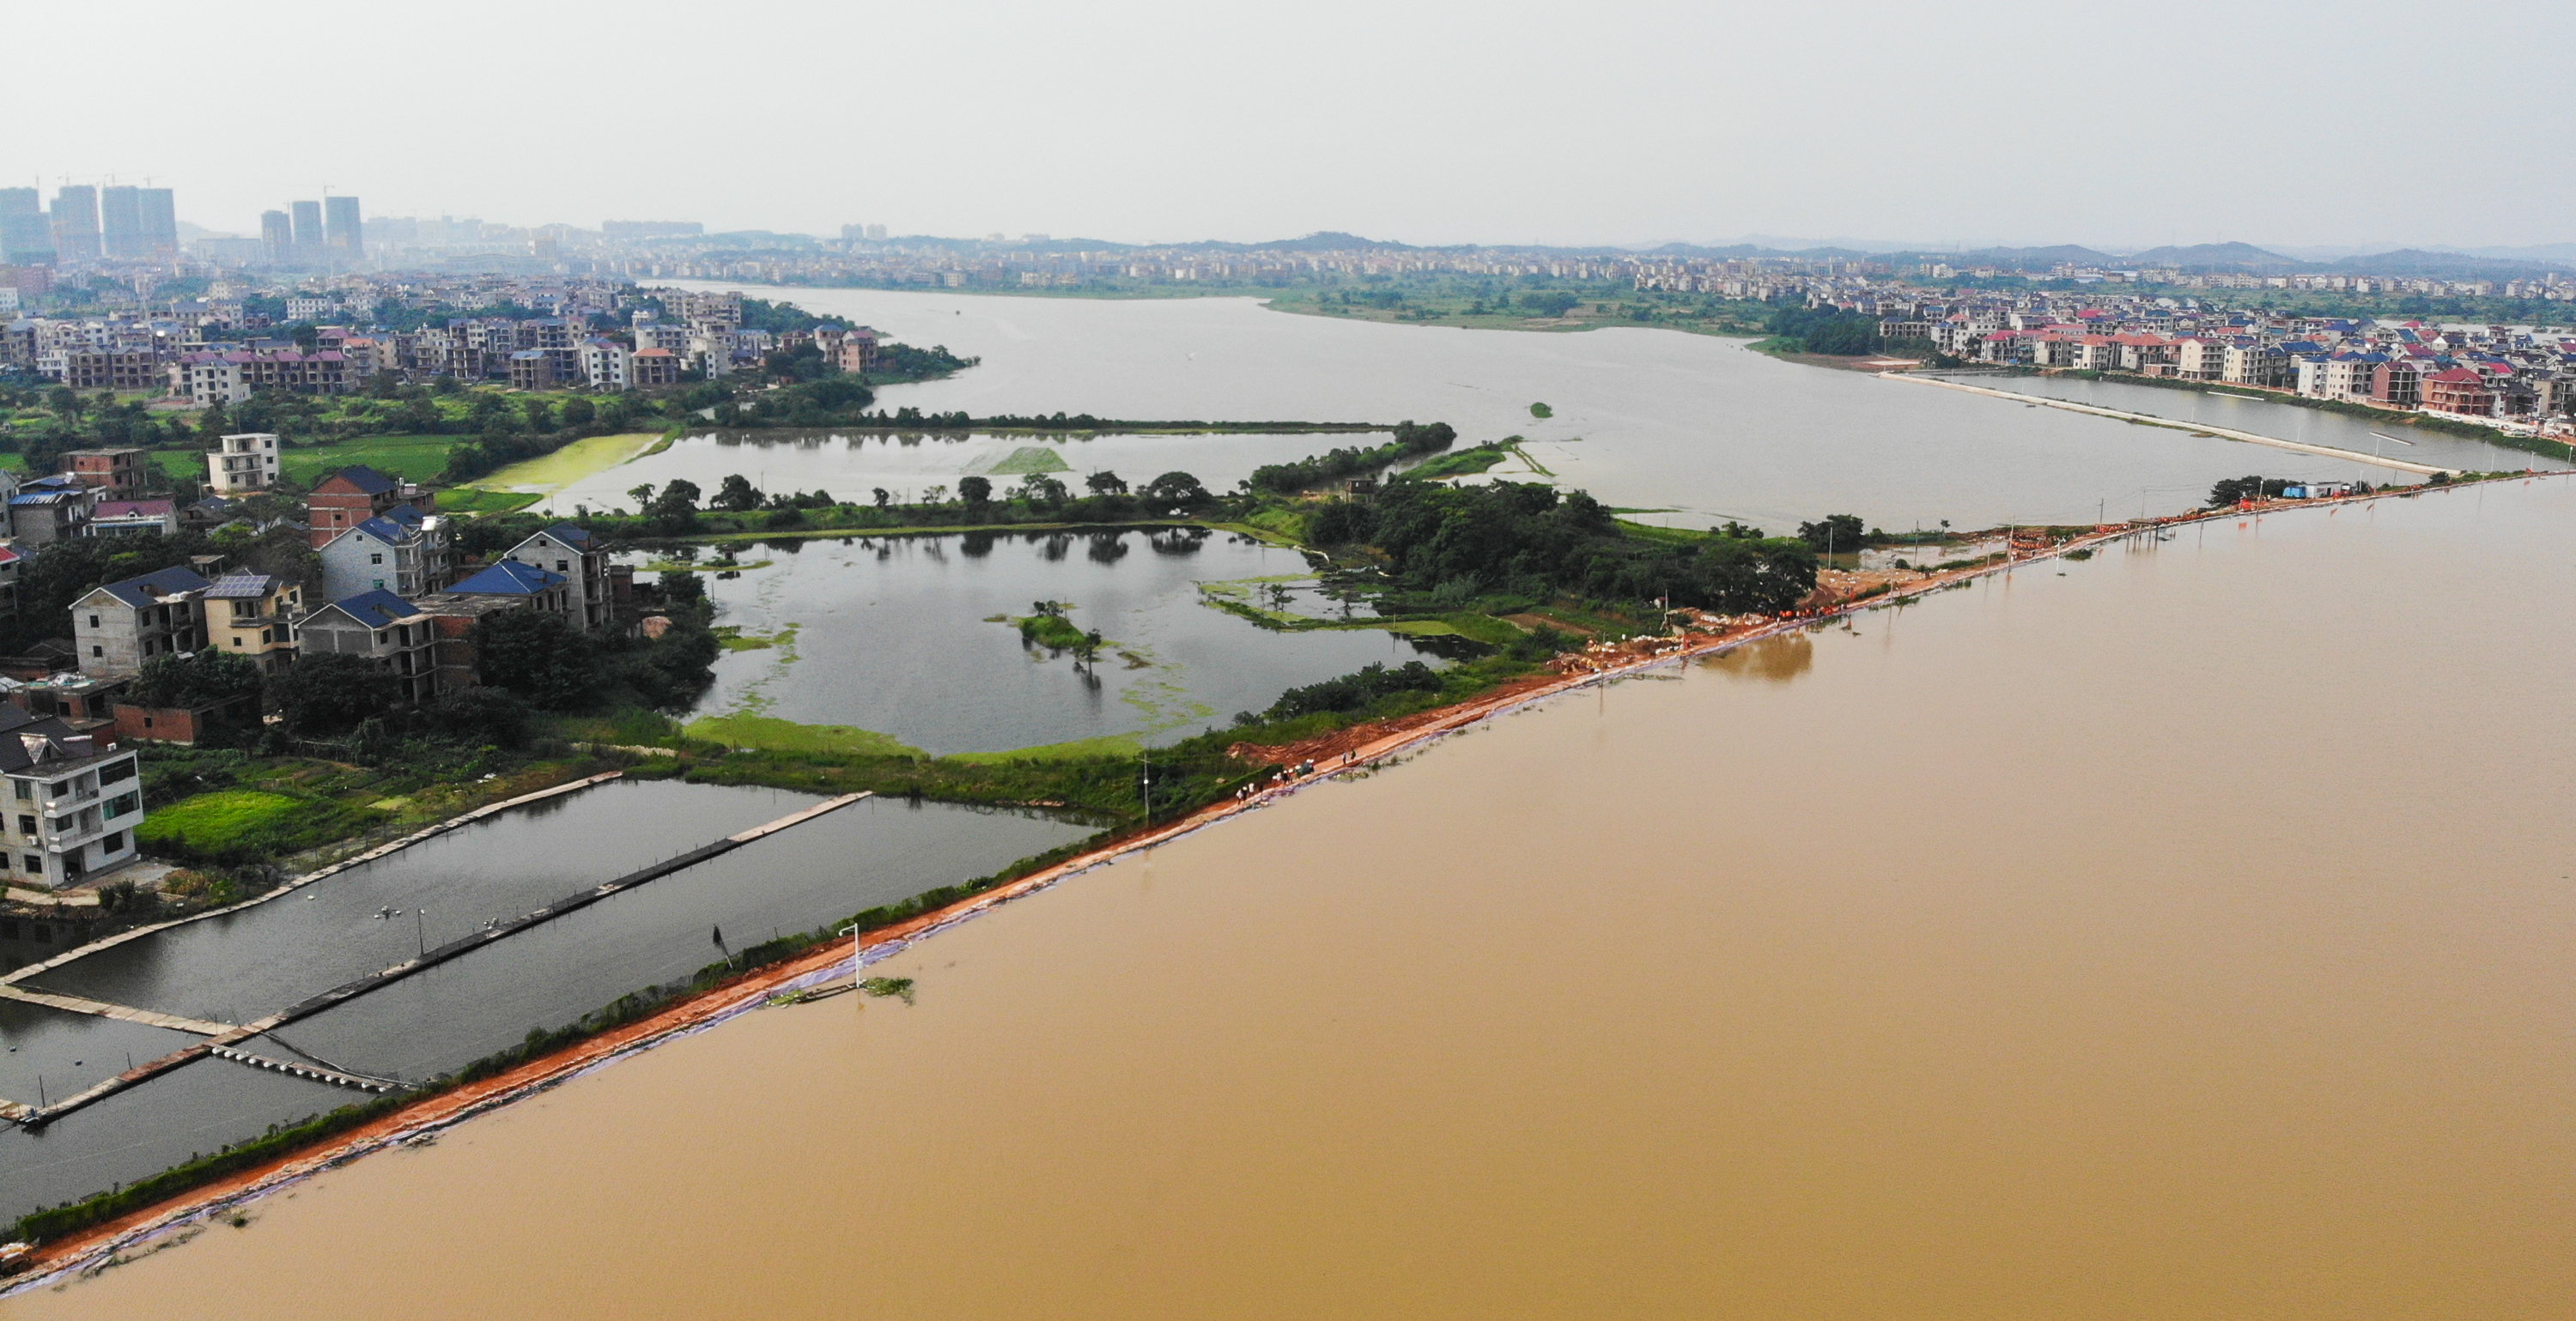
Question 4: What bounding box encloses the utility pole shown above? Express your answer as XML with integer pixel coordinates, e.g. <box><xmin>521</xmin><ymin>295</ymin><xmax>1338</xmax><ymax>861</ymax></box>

<box><xmin>1139</xmin><ymin>748</ymin><xmax>1151</xmax><ymax>826</ymax></box>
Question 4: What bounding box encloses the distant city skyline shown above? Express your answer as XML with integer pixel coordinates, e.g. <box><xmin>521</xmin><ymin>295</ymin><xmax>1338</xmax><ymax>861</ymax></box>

<box><xmin>13</xmin><ymin>0</ymin><xmax>2573</xmax><ymax>252</ymax></box>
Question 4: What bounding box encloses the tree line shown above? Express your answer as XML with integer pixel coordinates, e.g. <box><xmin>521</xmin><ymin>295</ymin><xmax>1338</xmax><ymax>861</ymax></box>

<box><xmin>1309</xmin><ymin>477</ymin><xmax>1818</xmax><ymax>615</ymax></box>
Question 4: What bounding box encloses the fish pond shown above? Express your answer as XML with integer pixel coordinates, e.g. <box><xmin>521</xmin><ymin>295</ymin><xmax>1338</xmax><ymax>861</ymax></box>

<box><xmin>0</xmin><ymin>779</ymin><xmax>1087</xmax><ymax>1221</ymax></box>
<box><xmin>531</xmin><ymin>430</ymin><xmax>1386</xmax><ymax>519</ymax></box>
<box><xmin>663</xmin><ymin>529</ymin><xmax>1460</xmax><ymax>757</ymax></box>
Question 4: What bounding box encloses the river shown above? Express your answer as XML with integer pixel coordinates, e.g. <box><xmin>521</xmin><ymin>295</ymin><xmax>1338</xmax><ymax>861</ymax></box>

<box><xmin>12</xmin><ymin>477</ymin><xmax>2566</xmax><ymax>1318</ymax></box>
<box><xmin>559</xmin><ymin>287</ymin><xmax>2543</xmax><ymax>532</ymax></box>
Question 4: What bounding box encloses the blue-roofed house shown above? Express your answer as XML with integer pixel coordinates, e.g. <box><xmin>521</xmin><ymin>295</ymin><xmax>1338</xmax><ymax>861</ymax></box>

<box><xmin>294</xmin><ymin>590</ymin><xmax>440</xmax><ymax>706</ymax></box>
<box><xmin>505</xmin><ymin>524</ymin><xmax>610</xmax><ymax>629</ymax></box>
<box><xmin>70</xmin><ymin>565</ymin><xmax>212</xmax><ymax>678</ymax></box>
<box><xmin>441</xmin><ymin>560</ymin><xmax>572</xmax><ymax>619</ymax></box>
<box><xmin>9</xmin><ymin>474</ymin><xmax>94</xmax><ymax>547</ymax></box>
<box><xmin>319</xmin><ymin>506</ymin><xmax>452</xmax><ymax>603</ymax></box>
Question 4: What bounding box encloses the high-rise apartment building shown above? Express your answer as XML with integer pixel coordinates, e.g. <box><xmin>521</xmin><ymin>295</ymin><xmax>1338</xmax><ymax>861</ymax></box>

<box><xmin>325</xmin><ymin>196</ymin><xmax>361</xmax><ymax>255</ymax></box>
<box><xmin>0</xmin><ymin>189</ymin><xmax>49</xmax><ymax>264</ymax></box>
<box><xmin>100</xmin><ymin>186</ymin><xmax>143</xmax><ymax>258</ymax></box>
<box><xmin>261</xmin><ymin>210</ymin><xmax>294</xmax><ymax>264</ymax></box>
<box><xmin>291</xmin><ymin>200</ymin><xmax>324</xmax><ymax>257</ymax></box>
<box><xmin>51</xmin><ymin>186</ymin><xmax>100</xmax><ymax>262</ymax></box>
<box><xmin>137</xmin><ymin>188</ymin><xmax>177</xmax><ymax>255</ymax></box>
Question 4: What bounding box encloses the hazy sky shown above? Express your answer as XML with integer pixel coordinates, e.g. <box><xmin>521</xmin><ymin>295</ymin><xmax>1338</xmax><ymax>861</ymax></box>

<box><xmin>16</xmin><ymin>0</ymin><xmax>2573</xmax><ymax>251</ymax></box>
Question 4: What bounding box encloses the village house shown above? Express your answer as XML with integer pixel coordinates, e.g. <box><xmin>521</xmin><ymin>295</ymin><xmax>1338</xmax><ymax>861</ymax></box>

<box><xmin>504</xmin><ymin>524</ymin><xmax>610</xmax><ymax>629</ymax></box>
<box><xmin>9</xmin><ymin>475</ymin><xmax>93</xmax><ymax>546</ymax></box>
<box><xmin>318</xmin><ymin>505</ymin><xmax>449</xmax><ymax>601</ymax></box>
<box><xmin>63</xmin><ymin>448</ymin><xmax>148</xmax><ymax>498</ymax></box>
<box><xmin>207</xmin><ymin>432</ymin><xmax>281</xmax><ymax>494</ymax></box>
<box><xmin>203</xmin><ymin>572</ymin><xmax>302</xmax><ymax>672</ymax></box>
<box><xmin>307</xmin><ymin>464</ymin><xmax>433</xmax><ymax>547</ymax></box>
<box><xmin>2422</xmin><ymin>367</ymin><xmax>2494</xmax><ymax>416</ymax></box>
<box><xmin>71</xmin><ymin>565</ymin><xmax>210</xmax><ymax>678</ymax></box>
<box><xmin>88</xmin><ymin>499</ymin><xmax>180</xmax><ymax>537</ymax></box>
<box><xmin>0</xmin><ymin>706</ymin><xmax>145</xmax><ymax>890</ymax></box>
<box><xmin>440</xmin><ymin>560</ymin><xmax>573</xmax><ymax>620</ymax></box>
<box><xmin>294</xmin><ymin>590</ymin><xmax>441</xmax><ymax>708</ymax></box>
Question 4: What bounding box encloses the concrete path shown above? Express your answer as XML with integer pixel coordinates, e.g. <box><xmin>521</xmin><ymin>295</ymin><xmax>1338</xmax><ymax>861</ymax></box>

<box><xmin>1886</xmin><ymin>373</ymin><xmax>2453</xmax><ymax>476</ymax></box>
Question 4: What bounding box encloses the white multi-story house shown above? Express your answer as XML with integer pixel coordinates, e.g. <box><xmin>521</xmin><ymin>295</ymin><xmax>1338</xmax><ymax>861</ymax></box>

<box><xmin>318</xmin><ymin>506</ymin><xmax>447</xmax><ymax>601</ymax></box>
<box><xmin>505</xmin><ymin>524</ymin><xmax>610</xmax><ymax>629</ymax></box>
<box><xmin>207</xmin><ymin>432</ymin><xmax>281</xmax><ymax>493</ymax></box>
<box><xmin>0</xmin><ymin>709</ymin><xmax>146</xmax><ymax>890</ymax></box>
<box><xmin>71</xmin><ymin>566</ymin><xmax>210</xmax><ymax>679</ymax></box>
<box><xmin>175</xmin><ymin>351</ymin><xmax>252</xmax><ymax>406</ymax></box>
<box><xmin>580</xmin><ymin>337</ymin><xmax>630</xmax><ymax>391</ymax></box>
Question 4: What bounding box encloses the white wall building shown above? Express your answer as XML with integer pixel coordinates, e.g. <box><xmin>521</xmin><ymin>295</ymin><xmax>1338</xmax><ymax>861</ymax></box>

<box><xmin>208</xmin><ymin>432</ymin><xmax>281</xmax><ymax>493</ymax></box>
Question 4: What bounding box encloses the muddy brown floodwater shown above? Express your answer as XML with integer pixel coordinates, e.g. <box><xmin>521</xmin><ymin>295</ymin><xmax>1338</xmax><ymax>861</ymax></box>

<box><xmin>9</xmin><ymin>480</ymin><xmax>2573</xmax><ymax>1319</ymax></box>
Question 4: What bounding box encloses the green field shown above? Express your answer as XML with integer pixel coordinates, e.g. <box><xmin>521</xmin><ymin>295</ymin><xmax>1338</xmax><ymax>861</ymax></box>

<box><xmin>985</xmin><ymin>445</ymin><xmax>1073</xmax><ymax>476</ymax></box>
<box><xmin>683</xmin><ymin>712</ymin><xmax>927</xmax><ymax>758</ymax></box>
<box><xmin>135</xmin><ymin>790</ymin><xmax>330</xmax><ymax>861</ymax></box>
<box><xmin>280</xmin><ymin>435</ymin><xmax>463</xmax><ymax>484</ymax></box>
<box><xmin>469</xmin><ymin>433</ymin><xmax>661</xmax><ymax>497</ymax></box>
<box><xmin>436</xmin><ymin>488</ymin><xmax>544</xmax><ymax>515</ymax></box>
<box><xmin>148</xmin><ymin>450</ymin><xmax>200</xmax><ymax>483</ymax></box>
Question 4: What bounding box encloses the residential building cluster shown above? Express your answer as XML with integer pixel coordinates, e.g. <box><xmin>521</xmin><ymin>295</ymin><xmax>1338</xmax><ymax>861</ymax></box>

<box><xmin>0</xmin><ymin>434</ymin><xmax>639</xmax><ymax>892</ymax></box>
<box><xmin>4</xmin><ymin>272</ymin><xmax>878</xmax><ymax>397</ymax></box>
<box><xmin>1839</xmin><ymin>288</ymin><xmax>2576</xmax><ymax>432</ymax></box>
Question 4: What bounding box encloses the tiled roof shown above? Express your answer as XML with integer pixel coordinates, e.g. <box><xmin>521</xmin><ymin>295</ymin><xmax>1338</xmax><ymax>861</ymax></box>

<box><xmin>93</xmin><ymin>500</ymin><xmax>177</xmax><ymax>519</ymax></box>
<box><xmin>319</xmin><ymin>464</ymin><xmax>398</xmax><ymax>495</ymax></box>
<box><xmin>448</xmin><ymin>561</ymin><xmax>565</xmax><ymax>596</ymax></box>
<box><xmin>89</xmin><ymin>565</ymin><xmax>211</xmax><ymax>609</ymax></box>
<box><xmin>323</xmin><ymin>589</ymin><xmax>421</xmax><ymax>628</ymax></box>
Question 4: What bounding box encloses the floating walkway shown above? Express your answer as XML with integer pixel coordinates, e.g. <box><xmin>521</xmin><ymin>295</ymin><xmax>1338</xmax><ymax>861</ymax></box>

<box><xmin>1</xmin><ymin>773</ymin><xmax>627</xmax><ymax>991</ymax></box>
<box><xmin>204</xmin><ymin>1046</ymin><xmax>404</xmax><ymax>1094</ymax></box>
<box><xmin>229</xmin><ymin>791</ymin><xmax>870</xmax><ymax>1039</ymax></box>
<box><xmin>1885</xmin><ymin>373</ymin><xmax>2454</xmax><ymax>476</ymax></box>
<box><xmin>8</xmin><ymin>791</ymin><xmax>871</xmax><ymax>1126</ymax></box>
<box><xmin>0</xmin><ymin>984</ymin><xmax>231</xmax><ymax>1036</ymax></box>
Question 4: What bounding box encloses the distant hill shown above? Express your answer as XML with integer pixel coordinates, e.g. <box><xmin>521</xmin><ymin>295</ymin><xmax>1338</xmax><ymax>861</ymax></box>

<box><xmin>2119</xmin><ymin>242</ymin><xmax>2306</xmax><ymax>272</ymax></box>
<box><xmin>2323</xmin><ymin>248</ymin><xmax>2562</xmax><ymax>278</ymax></box>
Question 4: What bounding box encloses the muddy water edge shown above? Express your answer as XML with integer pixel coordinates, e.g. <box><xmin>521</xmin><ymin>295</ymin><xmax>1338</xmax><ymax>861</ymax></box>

<box><xmin>6</xmin><ymin>480</ymin><xmax>2570</xmax><ymax>1319</ymax></box>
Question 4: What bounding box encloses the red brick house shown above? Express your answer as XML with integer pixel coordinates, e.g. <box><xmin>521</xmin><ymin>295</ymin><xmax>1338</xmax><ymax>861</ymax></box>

<box><xmin>2421</xmin><ymin>367</ymin><xmax>2493</xmax><ymax>416</ymax></box>
<box><xmin>307</xmin><ymin>464</ymin><xmax>431</xmax><ymax>548</ymax></box>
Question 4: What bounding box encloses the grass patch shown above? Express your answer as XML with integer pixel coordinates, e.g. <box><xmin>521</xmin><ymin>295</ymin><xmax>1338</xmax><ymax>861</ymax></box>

<box><xmin>985</xmin><ymin>445</ymin><xmax>1073</xmax><ymax>476</ymax></box>
<box><xmin>136</xmin><ymin>789</ymin><xmax>382</xmax><ymax>866</ymax></box>
<box><xmin>1406</xmin><ymin>442</ymin><xmax>1514</xmax><ymax>481</ymax></box>
<box><xmin>437</xmin><ymin>488</ymin><xmax>544</xmax><ymax>515</ymax></box>
<box><xmin>470</xmin><ymin>432</ymin><xmax>662</xmax><ymax>495</ymax></box>
<box><xmin>279</xmin><ymin>435</ymin><xmax>464</xmax><ymax>484</ymax></box>
<box><xmin>1015</xmin><ymin>613</ymin><xmax>1092</xmax><ymax>650</ymax></box>
<box><xmin>947</xmin><ymin>731</ymin><xmax>1147</xmax><ymax>764</ymax></box>
<box><xmin>712</xmin><ymin>624</ymin><xmax>794</xmax><ymax>651</ymax></box>
<box><xmin>683</xmin><ymin>712</ymin><xmax>925</xmax><ymax>758</ymax></box>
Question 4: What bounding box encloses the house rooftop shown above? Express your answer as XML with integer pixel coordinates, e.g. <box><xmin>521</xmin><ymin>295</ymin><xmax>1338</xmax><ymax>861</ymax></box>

<box><xmin>322</xmin><ymin>589</ymin><xmax>422</xmax><ymax>628</ymax></box>
<box><xmin>88</xmin><ymin>566</ymin><xmax>211</xmax><ymax>609</ymax></box>
<box><xmin>448</xmin><ymin>561</ymin><xmax>566</xmax><ymax>596</ymax></box>
<box><xmin>318</xmin><ymin>464</ymin><xmax>399</xmax><ymax>495</ymax></box>
<box><xmin>204</xmin><ymin>572</ymin><xmax>285</xmax><ymax>600</ymax></box>
<box><xmin>93</xmin><ymin>500</ymin><xmax>178</xmax><ymax>519</ymax></box>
